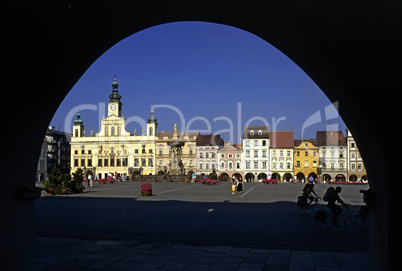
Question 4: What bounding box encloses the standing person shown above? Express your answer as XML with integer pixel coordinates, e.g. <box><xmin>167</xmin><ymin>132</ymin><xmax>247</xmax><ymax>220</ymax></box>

<box><xmin>191</xmin><ymin>172</ymin><xmax>196</xmax><ymax>183</ymax></box>
<box><xmin>88</xmin><ymin>174</ymin><xmax>93</xmax><ymax>187</ymax></box>
<box><xmin>237</xmin><ymin>177</ymin><xmax>244</xmax><ymax>195</ymax></box>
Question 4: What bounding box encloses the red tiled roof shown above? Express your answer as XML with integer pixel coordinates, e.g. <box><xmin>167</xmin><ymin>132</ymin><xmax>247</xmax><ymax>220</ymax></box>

<box><xmin>196</xmin><ymin>134</ymin><xmax>224</xmax><ymax>146</ymax></box>
<box><xmin>270</xmin><ymin>131</ymin><xmax>294</xmax><ymax>148</ymax></box>
<box><xmin>242</xmin><ymin>126</ymin><xmax>270</xmax><ymax>139</ymax></box>
<box><xmin>316</xmin><ymin>130</ymin><xmax>346</xmax><ymax>146</ymax></box>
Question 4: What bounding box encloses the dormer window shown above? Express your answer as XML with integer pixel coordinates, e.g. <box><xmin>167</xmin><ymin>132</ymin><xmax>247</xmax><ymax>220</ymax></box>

<box><xmin>250</xmin><ymin>130</ymin><xmax>254</xmax><ymax>135</ymax></box>
<box><xmin>258</xmin><ymin>130</ymin><xmax>262</xmax><ymax>135</ymax></box>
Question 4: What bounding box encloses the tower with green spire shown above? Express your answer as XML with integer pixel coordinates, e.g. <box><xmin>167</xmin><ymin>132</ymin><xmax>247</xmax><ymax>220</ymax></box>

<box><xmin>147</xmin><ymin>105</ymin><xmax>158</xmax><ymax>136</ymax></box>
<box><xmin>108</xmin><ymin>75</ymin><xmax>123</xmax><ymax>117</ymax></box>
<box><xmin>73</xmin><ymin>110</ymin><xmax>85</xmax><ymax>137</ymax></box>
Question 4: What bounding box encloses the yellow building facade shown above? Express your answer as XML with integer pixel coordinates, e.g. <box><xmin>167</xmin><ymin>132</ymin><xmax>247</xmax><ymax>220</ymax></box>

<box><xmin>293</xmin><ymin>139</ymin><xmax>319</xmax><ymax>182</ymax></box>
<box><xmin>156</xmin><ymin>130</ymin><xmax>199</xmax><ymax>176</ymax></box>
<box><xmin>70</xmin><ymin>77</ymin><xmax>157</xmax><ymax>179</ymax></box>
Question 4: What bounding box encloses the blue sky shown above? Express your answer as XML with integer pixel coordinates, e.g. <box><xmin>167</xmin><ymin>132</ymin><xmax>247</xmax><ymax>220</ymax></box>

<box><xmin>51</xmin><ymin>21</ymin><xmax>346</xmax><ymax>143</ymax></box>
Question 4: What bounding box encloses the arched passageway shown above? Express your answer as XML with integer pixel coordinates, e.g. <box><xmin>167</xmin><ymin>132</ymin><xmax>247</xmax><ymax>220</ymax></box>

<box><xmin>4</xmin><ymin>1</ymin><xmax>398</xmax><ymax>270</ymax></box>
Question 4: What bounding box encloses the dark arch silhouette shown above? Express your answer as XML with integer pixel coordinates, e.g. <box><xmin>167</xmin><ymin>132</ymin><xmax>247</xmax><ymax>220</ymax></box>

<box><xmin>4</xmin><ymin>1</ymin><xmax>400</xmax><ymax>270</ymax></box>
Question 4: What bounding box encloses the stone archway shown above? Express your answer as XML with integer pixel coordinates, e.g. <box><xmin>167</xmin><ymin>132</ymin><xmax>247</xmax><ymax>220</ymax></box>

<box><xmin>4</xmin><ymin>2</ymin><xmax>397</xmax><ymax>269</ymax></box>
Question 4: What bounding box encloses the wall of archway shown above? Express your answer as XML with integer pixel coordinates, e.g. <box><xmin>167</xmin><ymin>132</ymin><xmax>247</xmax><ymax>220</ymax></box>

<box><xmin>4</xmin><ymin>1</ymin><xmax>400</xmax><ymax>270</ymax></box>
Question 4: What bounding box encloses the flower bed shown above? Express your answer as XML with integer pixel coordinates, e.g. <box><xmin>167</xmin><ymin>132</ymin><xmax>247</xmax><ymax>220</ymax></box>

<box><xmin>98</xmin><ymin>178</ymin><xmax>115</xmax><ymax>184</ymax></box>
<box><xmin>327</xmin><ymin>181</ymin><xmax>368</xmax><ymax>185</ymax></box>
<box><xmin>262</xmin><ymin>179</ymin><xmax>279</xmax><ymax>184</ymax></box>
<box><xmin>200</xmin><ymin>178</ymin><xmax>220</xmax><ymax>185</ymax></box>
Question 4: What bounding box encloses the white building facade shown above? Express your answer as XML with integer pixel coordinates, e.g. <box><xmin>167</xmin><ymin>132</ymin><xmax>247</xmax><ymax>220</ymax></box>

<box><xmin>241</xmin><ymin>126</ymin><xmax>270</xmax><ymax>182</ymax></box>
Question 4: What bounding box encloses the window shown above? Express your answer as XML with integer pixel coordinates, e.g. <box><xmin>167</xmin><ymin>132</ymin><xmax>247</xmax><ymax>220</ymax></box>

<box><xmin>200</xmin><ymin>153</ymin><xmax>203</xmax><ymax>158</ymax></box>
<box><xmin>331</xmin><ymin>151</ymin><xmax>335</xmax><ymax>158</ymax></box>
<box><xmin>134</xmin><ymin>158</ymin><xmax>139</xmax><ymax>167</ymax></box>
<box><xmin>159</xmin><ymin>160</ymin><xmax>162</xmax><ymax>166</ymax></box>
<box><xmin>258</xmin><ymin>130</ymin><xmax>262</xmax><ymax>135</ymax></box>
<box><xmin>246</xmin><ymin>140</ymin><xmax>250</xmax><ymax>147</ymax></box>
<box><xmin>98</xmin><ymin>159</ymin><xmax>102</xmax><ymax>167</ymax></box>
<box><xmin>250</xmin><ymin>130</ymin><xmax>254</xmax><ymax>135</ymax></box>
<box><xmin>229</xmin><ymin>162</ymin><xmax>232</xmax><ymax>169</ymax></box>
<box><xmin>211</xmin><ymin>153</ymin><xmax>215</xmax><ymax>158</ymax></box>
<box><xmin>305</xmin><ymin>151</ymin><xmax>308</xmax><ymax>156</ymax></box>
<box><xmin>105</xmin><ymin>126</ymin><xmax>108</xmax><ymax>136</ymax></box>
<box><xmin>122</xmin><ymin>158</ymin><xmax>128</xmax><ymax>167</ymax></box>
<box><xmin>287</xmin><ymin>162</ymin><xmax>291</xmax><ymax>169</ymax></box>
<box><xmin>104</xmin><ymin>158</ymin><xmax>109</xmax><ymax>167</ymax></box>
<box><xmin>262</xmin><ymin>140</ymin><xmax>266</xmax><ymax>146</ymax></box>
<box><xmin>75</xmin><ymin>150</ymin><xmax>78</xmax><ymax>155</ymax></box>
<box><xmin>246</xmin><ymin>151</ymin><xmax>250</xmax><ymax>158</ymax></box>
<box><xmin>272</xmin><ymin>162</ymin><xmax>276</xmax><ymax>169</ymax></box>
<box><xmin>88</xmin><ymin>159</ymin><xmax>92</xmax><ymax>167</ymax></box>
<box><xmin>273</xmin><ymin>150</ymin><xmax>276</xmax><ymax>157</ymax></box>
<box><xmin>142</xmin><ymin>149</ymin><xmax>146</xmax><ymax>154</ymax></box>
<box><xmin>246</xmin><ymin>162</ymin><xmax>250</xmax><ymax>169</ymax></box>
<box><xmin>296</xmin><ymin>161</ymin><xmax>300</xmax><ymax>167</ymax></box>
<box><xmin>229</xmin><ymin>154</ymin><xmax>233</xmax><ymax>158</ymax></box>
<box><xmin>212</xmin><ymin>163</ymin><xmax>215</xmax><ymax>168</ymax></box>
<box><xmin>304</xmin><ymin>161</ymin><xmax>309</xmax><ymax>167</ymax></box>
<box><xmin>189</xmin><ymin>160</ymin><xmax>193</xmax><ymax>166</ymax></box>
<box><xmin>206</xmin><ymin>163</ymin><xmax>209</xmax><ymax>169</ymax></box>
<box><xmin>88</xmin><ymin>150</ymin><xmax>92</xmax><ymax>155</ymax></box>
<box><xmin>81</xmin><ymin>159</ymin><xmax>85</xmax><ymax>167</ymax></box>
<box><xmin>149</xmin><ymin>149</ymin><xmax>153</xmax><ymax>153</ymax></box>
<box><xmin>313</xmin><ymin>151</ymin><xmax>317</xmax><ymax>157</ymax></box>
<box><xmin>254</xmin><ymin>161</ymin><xmax>258</xmax><ymax>169</ymax></box>
<box><xmin>254</xmin><ymin>140</ymin><xmax>258</xmax><ymax>146</ymax></box>
<box><xmin>110</xmin><ymin>157</ymin><xmax>115</xmax><ymax>167</ymax></box>
<box><xmin>262</xmin><ymin>150</ymin><xmax>266</xmax><ymax>157</ymax></box>
<box><xmin>111</xmin><ymin>127</ymin><xmax>115</xmax><ymax>136</ymax></box>
<box><xmin>313</xmin><ymin>161</ymin><xmax>317</xmax><ymax>167</ymax></box>
<box><xmin>296</xmin><ymin>151</ymin><xmax>300</xmax><ymax>156</ymax></box>
<box><xmin>280</xmin><ymin>150</ymin><xmax>283</xmax><ymax>156</ymax></box>
<box><xmin>221</xmin><ymin>154</ymin><xmax>225</xmax><ymax>158</ymax></box>
<box><xmin>206</xmin><ymin>152</ymin><xmax>209</xmax><ymax>158</ymax></box>
<box><xmin>117</xmin><ymin>126</ymin><xmax>121</xmax><ymax>136</ymax></box>
<box><xmin>149</xmin><ymin>127</ymin><xmax>153</xmax><ymax>136</ymax></box>
<box><xmin>199</xmin><ymin>163</ymin><xmax>203</xmax><ymax>169</ymax></box>
<box><xmin>287</xmin><ymin>150</ymin><xmax>291</xmax><ymax>156</ymax></box>
<box><xmin>254</xmin><ymin>151</ymin><xmax>258</xmax><ymax>157</ymax></box>
<box><xmin>135</xmin><ymin>149</ymin><xmax>138</xmax><ymax>154</ymax></box>
<box><xmin>262</xmin><ymin>162</ymin><xmax>267</xmax><ymax>169</ymax></box>
<box><xmin>159</xmin><ymin>148</ymin><xmax>162</xmax><ymax>155</ymax></box>
<box><xmin>189</xmin><ymin>148</ymin><xmax>193</xmax><ymax>155</ymax></box>
<box><xmin>81</xmin><ymin>149</ymin><xmax>85</xmax><ymax>154</ymax></box>
<box><xmin>75</xmin><ymin>129</ymin><xmax>78</xmax><ymax>137</ymax></box>
<box><xmin>236</xmin><ymin>162</ymin><xmax>240</xmax><ymax>169</ymax></box>
<box><xmin>116</xmin><ymin>158</ymin><xmax>121</xmax><ymax>167</ymax></box>
<box><xmin>148</xmin><ymin>158</ymin><xmax>153</xmax><ymax>167</ymax></box>
<box><xmin>74</xmin><ymin>159</ymin><xmax>78</xmax><ymax>167</ymax></box>
<box><xmin>141</xmin><ymin>158</ymin><xmax>146</xmax><ymax>167</ymax></box>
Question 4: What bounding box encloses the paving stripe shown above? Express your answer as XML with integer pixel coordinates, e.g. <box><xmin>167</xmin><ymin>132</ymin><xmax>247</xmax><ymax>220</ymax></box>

<box><xmin>239</xmin><ymin>183</ymin><xmax>263</xmax><ymax>198</ymax></box>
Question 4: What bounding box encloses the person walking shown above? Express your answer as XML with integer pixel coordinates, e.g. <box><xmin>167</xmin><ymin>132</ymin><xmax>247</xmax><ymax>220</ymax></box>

<box><xmin>237</xmin><ymin>177</ymin><xmax>244</xmax><ymax>195</ymax></box>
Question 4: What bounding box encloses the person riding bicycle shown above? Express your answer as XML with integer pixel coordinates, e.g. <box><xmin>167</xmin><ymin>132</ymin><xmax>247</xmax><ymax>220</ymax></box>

<box><xmin>324</xmin><ymin>186</ymin><xmax>349</xmax><ymax>228</ymax></box>
<box><xmin>302</xmin><ymin>178</ymin><xmax>320</xmax><ymax>205</ymax></box>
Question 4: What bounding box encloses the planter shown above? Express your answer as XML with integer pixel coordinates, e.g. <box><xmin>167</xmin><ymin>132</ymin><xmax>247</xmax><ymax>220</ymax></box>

<box><xmin>61</xmin><ymin>188</ymin><xmax>68</xmax><ymax>195</ymax></box>
<box><xmin>46</xmin><ymin>187</ymin><xmax>55</xmax><ymax>194</ymax></box>
<box><xmin>141</xmin><ymin>189</ymin><xmax>153</xmax><ymax>196</ymax></box>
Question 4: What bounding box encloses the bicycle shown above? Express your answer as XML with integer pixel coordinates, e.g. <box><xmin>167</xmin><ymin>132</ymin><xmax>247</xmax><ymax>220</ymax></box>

<box><xmin>297</xmin><ymin>196</ymin><xmax>323</xmax><ymax>215</ymax></box>
<box><xmin>315</xmin><ymin>205</ymin><xmax>362</xmax><ymax>232</ymax></box>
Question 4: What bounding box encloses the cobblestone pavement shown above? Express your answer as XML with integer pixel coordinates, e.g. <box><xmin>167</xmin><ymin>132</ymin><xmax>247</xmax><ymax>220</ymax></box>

<box><xmin>35</xmin><ymin>237</ymin><xmax>368</xmax><ymax>271</ymax></box>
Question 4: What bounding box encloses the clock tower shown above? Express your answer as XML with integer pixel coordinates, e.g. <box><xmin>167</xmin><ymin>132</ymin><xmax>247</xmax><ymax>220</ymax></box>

<box><xmin>108</xmin><ymin>75</ymin><xmax>122</xmax><ymax>117</ymax></box>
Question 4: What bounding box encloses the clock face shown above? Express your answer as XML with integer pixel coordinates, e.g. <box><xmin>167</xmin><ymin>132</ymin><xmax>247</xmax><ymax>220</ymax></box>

<box><xmin>110</xmin><ymin>105</ymin><xmax>116</xmax><ymax>111</ymax></box>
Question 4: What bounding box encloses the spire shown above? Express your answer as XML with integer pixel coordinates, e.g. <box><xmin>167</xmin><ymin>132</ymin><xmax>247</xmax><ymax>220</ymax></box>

<box><xmin>147</xmin><ymin>105</ymin><xmax>157</xmax><ymax>123</ymax></box>
<box><xmin>74</xmin><ymin>110</ymin><xmax>84</xmax><ymax>125</ymax></box>
<box><xmin>109</xmin><ymin>75</ymin><xmax>122</xmax><ymax>102</ymax></box>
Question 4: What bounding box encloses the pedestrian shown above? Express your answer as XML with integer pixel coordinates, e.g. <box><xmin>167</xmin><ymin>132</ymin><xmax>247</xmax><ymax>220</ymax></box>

<box><xmin>232</xmin><ymin>181</ymin><xmax>236</xmax><ymax>194</ymax></box>
<box><xmin>237</xmin><ymin>177</ymin><xmax>244</xmax><ymax>195</ymax></box>
<box><xmin>88</xmin><ymin>174</ymin><xmax>93</xmax><ymax>187</ymax></box>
